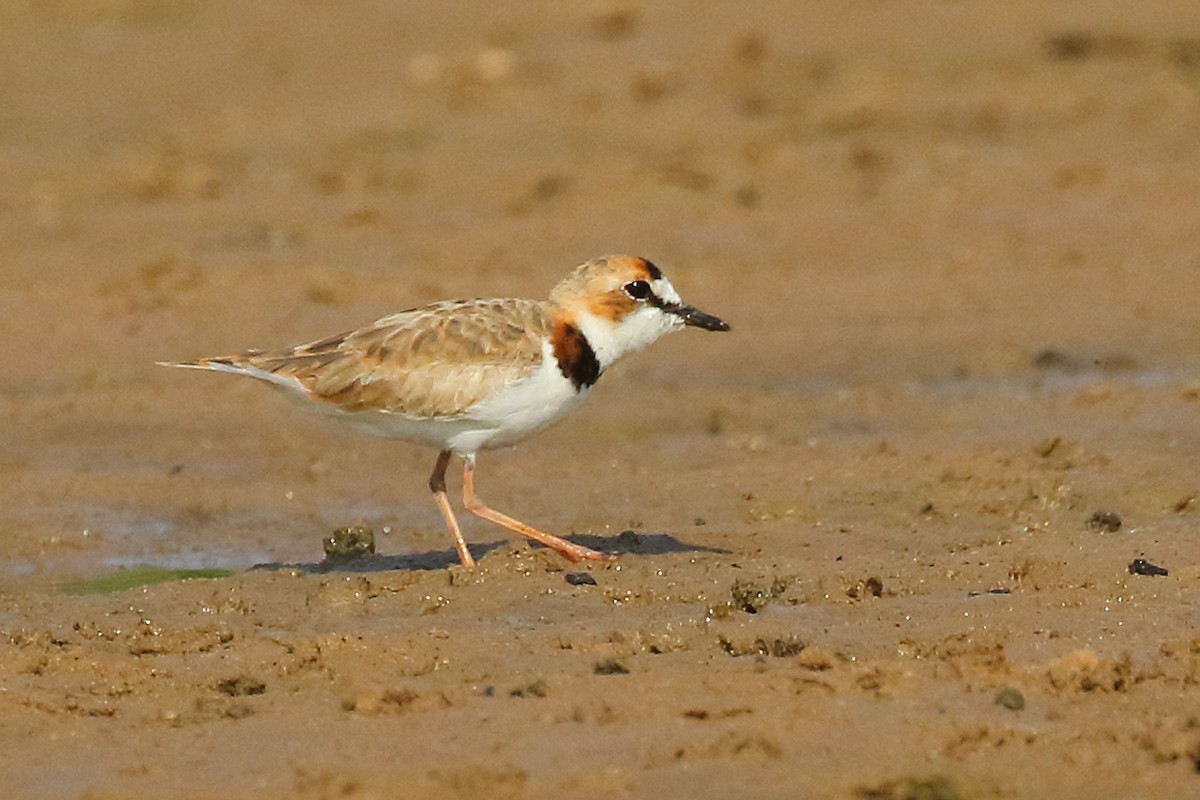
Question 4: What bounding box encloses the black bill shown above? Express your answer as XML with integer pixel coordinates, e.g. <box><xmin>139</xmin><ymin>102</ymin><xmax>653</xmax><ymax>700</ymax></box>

<box><xmin>677</xmin><ymin>304</ymin><xmax>730</xmax><ymax>332</ymax></box>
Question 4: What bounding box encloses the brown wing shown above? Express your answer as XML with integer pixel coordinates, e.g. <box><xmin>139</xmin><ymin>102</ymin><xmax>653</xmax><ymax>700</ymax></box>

<box><xmin>239</xmin><ymin>298</ymin><xmax>552</xmax><ymax>418</ymax></box>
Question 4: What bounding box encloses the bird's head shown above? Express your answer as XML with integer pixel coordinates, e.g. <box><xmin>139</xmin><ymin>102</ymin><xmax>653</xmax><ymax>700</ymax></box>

<box><xmin>549</xmin><ymin>255</ymin><xmax>729</xmax><ymax>368</ymax></box>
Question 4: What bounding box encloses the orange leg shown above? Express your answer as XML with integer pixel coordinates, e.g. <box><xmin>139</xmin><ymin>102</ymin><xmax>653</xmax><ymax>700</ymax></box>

<box><xmin>461</xmin><ymin>457</ymin><xmax>616</xmax><ymax>563</ymax></box>
<box><xmin>429</xmin><ymin>450</ymin><xmax>475</xmax><ymax>568</ymax></box>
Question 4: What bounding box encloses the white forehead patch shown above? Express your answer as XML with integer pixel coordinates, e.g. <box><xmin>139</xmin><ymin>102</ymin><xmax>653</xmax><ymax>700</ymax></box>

<box><xmin>653</xmin><ymin>278</ymin><xmax>683</xmax><ymax>306</ymax></box>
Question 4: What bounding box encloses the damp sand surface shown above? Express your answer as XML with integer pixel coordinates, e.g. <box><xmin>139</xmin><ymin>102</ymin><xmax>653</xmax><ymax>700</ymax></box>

<box><xmin>2</xmin><ymin>3</ymin><xmax>1200</xmax><ymax>798</ymax></box>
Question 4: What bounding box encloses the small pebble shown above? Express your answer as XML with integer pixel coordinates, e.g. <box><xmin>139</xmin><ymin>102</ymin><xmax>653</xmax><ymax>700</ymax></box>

<box><xmin>510</xmin><ymin>680</ymin><xmax>547</xmax><ymax>698</ymax></box>
<box><xmin>323</xmin><ymin>525</ymin><xmax>375</xmax><ymax>560</ymax></box>
<box><xmin>1086</xmin><ymin>510</ymin><xmax>1122</xmax><ymax>532</ymax></box>
<box><xmin>967</xmin><ymin>587</ymin><xmax>1012</xmax><ymax>597</ymax></box>
<box><xmin>1128</xmin><ymin>558</ymin><xmax>1168</xmax><ymax>577</ymax></box>
<box><xmin>565</xmin><ymin>572</ymin><xmax>597</xmax><ymax>586</ymax></box>
<box><xmin>594</xmin><ymin>657</ymin><xmax>630</xmax><ymax>675</ymax></box>
<box><xmin>994</xmin><ymin>687</ymin><xmax>1025</xmax><ymax>710</ymax></box>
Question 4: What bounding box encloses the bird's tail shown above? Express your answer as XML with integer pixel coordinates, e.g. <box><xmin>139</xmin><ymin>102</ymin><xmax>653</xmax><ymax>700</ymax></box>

<box><xmin>157</xmin><ymin>355</ymin><xmax>305</xmax><ymax>392</ymax></box>
<box><xmin>157</xmin><ymin>356</ymin><xmax>251</xmax><ymax>374</ymax></box>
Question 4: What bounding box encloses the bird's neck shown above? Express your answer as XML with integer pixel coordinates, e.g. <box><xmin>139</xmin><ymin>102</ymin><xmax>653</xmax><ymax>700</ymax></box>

<box><xmin>569</xmin><ymin>305</ymin><xmax>676</xmax><ymax>371</ymax></box>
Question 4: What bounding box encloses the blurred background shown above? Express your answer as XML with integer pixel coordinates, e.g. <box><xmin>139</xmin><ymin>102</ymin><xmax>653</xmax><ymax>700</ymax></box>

<box><xmin>3</xmin><ymin>0</ymin><xmax>1200</xmax><ymax>574</ymax></box>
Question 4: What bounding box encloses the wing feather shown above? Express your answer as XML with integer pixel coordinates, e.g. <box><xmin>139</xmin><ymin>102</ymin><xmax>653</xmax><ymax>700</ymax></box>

<box><xmin>229</xmin><ymin>299</ymin><xmax>552</xmax><ymax>419</ymax></box>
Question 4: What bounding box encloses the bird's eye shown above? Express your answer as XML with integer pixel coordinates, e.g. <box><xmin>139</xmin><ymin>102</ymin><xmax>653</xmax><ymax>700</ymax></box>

<box><xmin>623</xmin><ymin>280</ymin><xmax>653</xmax><ymax>300</ymax></box>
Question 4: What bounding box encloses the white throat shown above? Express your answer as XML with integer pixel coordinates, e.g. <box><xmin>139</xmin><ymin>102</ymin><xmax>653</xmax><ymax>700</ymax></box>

<box><xmin>573</xmin><ymin>305</ymin><xmax>683</xmax><ymax>370</ymax></box>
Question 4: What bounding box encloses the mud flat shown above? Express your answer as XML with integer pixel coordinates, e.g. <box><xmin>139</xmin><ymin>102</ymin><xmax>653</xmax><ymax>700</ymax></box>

<box><xmin>2</xmin><ymin>2</ymin><xmax>1199</xmax><ymax>798</ymax></box>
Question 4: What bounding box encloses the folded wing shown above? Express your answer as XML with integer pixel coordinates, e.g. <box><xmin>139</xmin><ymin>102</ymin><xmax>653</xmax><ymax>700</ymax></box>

<box><xmin>176</xmin><ymin>299</ymin><xmax>552</xmax><ymax>420</ymax></box>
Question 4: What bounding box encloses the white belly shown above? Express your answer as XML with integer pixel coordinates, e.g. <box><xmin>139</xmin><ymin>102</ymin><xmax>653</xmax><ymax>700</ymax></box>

<box><xmin>323</xmin><ymin>352</ymin><xmax>586</xmax><ymax>457</ymax></box>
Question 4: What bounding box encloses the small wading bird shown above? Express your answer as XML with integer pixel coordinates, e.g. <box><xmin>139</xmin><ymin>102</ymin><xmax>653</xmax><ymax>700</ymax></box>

<box><xmin>161</xmin><ymin>255</ymin><xmax>729</xmax><ymax>567</ymax></box>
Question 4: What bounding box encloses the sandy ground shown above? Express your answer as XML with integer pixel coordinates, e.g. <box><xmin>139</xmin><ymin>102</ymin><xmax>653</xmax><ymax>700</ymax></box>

<box><xmin>2</xmin><ymin>2</ymin><xmax>1200</xmax><ymax>798</ymax></box>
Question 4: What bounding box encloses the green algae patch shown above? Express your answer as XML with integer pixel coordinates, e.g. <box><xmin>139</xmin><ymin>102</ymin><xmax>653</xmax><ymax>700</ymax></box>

<box><xmin>62</xmin><ymin>566</ymin><xmax>235</xmax><ymax>596</ymax></box>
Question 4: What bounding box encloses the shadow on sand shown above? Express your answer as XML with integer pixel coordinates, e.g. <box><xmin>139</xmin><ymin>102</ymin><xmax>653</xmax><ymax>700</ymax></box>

<box><xmin>248</xmin><ymin>530</ymin><xmax>731</xmax><ymax>575</ymax></box>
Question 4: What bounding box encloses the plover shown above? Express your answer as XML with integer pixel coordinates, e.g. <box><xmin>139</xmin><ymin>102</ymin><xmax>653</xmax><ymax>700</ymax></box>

<box><xmin>161</xmin><ymin>254</ymin><xmax>729</xmax><ymax>567</ymax></box>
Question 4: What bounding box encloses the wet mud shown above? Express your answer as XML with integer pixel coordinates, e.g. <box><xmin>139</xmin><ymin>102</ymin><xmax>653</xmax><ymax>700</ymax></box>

<box><xmin>2</xmin><ymin>2</ymin><xmax>1199</xmax><ymax>798</ymax></box>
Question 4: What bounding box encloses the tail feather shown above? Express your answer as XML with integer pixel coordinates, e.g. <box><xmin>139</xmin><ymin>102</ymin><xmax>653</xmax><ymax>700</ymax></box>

<box><xmin>157</xmin><ymin>356</ymin><xmax>308</xmax><ymax>394</ymax></box>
